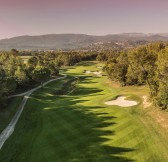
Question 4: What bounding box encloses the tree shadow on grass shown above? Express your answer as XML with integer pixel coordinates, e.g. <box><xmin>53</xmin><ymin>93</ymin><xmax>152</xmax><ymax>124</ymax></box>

<box><xmin>34</xmin><ymin>84</ymin><xmax>135</xmax><ymax>161</ymax></box>
<box><xmin>34</xmin><ymin>76</ymin><xmax>103</xmax><ymax>98</ymax></box>
<box><xmin>40</xmin><ymin>95</ymin><xmax>135</xmax><ymax>162</ymax></box>
<box><xmin>78</xmin><ymin>76</ymin><xmax>98</xmax><ymax>84</ymax></box>
<box><xmin>72</xmin><ymin>88</ymin><xmax>103</xmax><ymax>96</ymax></box>
<box><xmin>0</xmin><ymin>77</ymin><xmax>135</xmax><ymax>162</ymax></box>
<box><xmin>46</xmin><ymin>82</ymin><xmax>135</xmax><ymax>161</ymax></box>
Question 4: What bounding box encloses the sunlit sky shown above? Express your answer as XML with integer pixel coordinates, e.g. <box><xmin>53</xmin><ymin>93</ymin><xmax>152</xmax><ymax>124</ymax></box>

<box><xmin>0</xmin><ymin>0</ymin><xmax>168</xmax><ymax>39</ymax></box>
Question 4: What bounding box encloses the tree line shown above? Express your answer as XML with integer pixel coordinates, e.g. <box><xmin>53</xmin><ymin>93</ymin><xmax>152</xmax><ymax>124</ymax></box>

<box><xmin>0</xmin><ymin>50</ymin><xmax>97</xmax><ymax>108</ymax></box>
<box><xmin>97</xmin><ymin>42</ymin><xmax>168</xmax><ymax>110</ymax></box>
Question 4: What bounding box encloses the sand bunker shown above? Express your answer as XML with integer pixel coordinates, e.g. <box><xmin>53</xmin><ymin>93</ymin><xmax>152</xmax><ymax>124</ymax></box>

<box><xmin>92</xmin><ymin>71</ymin><xmax>102</xmax><ymax>76</ymax></box>
<box><xmin>85</xmin><ymin>70</ymin><xmax>91</xmax><ymax>74</ymax></box>
<box><xmin>105</xmin><ymin>96</ymin><xmax>138</xmax><ymax>107</ymax></box>
<box><xmin>85</xmin><ymin>70</ymin><xmax>102</xmax><ymax>76</ymax></box>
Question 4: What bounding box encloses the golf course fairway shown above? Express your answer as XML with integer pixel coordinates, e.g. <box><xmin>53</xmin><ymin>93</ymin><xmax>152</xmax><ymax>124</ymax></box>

<box><xmin>0</xmin><ymin>61</ymin><xmax>168</xmax><ymax>162</ymax></box>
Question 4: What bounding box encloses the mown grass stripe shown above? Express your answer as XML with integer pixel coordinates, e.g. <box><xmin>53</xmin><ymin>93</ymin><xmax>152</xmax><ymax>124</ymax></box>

<box><xmin>0</xmin><ymin>61</ymin><xmax>168</xmax><ymax>162</ymax></box>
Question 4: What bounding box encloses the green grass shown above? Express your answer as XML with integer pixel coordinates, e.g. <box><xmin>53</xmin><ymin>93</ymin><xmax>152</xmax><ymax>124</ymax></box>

<box><xmin>0</xmin><ymin>96</ymin><xmax>23</xmax><ymax>132</ymax></box>
<box><xmin>0</xmin><ymin>61</ymin><xmax>168</xmax><ymax>162</ymax></box>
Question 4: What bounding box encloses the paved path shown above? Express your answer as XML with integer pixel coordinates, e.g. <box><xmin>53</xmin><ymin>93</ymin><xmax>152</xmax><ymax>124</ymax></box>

<box><xmin>0</xmin><ymin>75</ymin><xmax>67</xmax><ymax>149</ymax></box>
<box><xmin>8</xmin><ymin>75</ymin><xmax>66</xmax><ymax>98</ymax></box>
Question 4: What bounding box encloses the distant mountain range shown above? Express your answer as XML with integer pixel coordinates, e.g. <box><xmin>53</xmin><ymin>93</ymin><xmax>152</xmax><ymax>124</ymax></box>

<box><xmin>0</xmin><ymin>33</ymin><xmax>168</xmax><ymax>50</ymax></box>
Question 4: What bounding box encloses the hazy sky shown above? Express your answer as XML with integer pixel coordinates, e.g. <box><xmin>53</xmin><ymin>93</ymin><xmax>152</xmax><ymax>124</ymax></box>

<box><xmin>0</xmin><ymin>0</ymin><xmax>168</xmax><ymax>39</ymax></box>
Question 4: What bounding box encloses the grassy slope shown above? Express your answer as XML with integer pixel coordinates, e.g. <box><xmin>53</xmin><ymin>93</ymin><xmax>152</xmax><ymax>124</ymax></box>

<box><xmin>0</xmin><ymin>97</ymin><xmax>23</xmax><ymax>133</ymax></box>
<box><xmin>0</xmin><ymin>61</ymin><xmax>168</xmax><ymax>162</ymax></box>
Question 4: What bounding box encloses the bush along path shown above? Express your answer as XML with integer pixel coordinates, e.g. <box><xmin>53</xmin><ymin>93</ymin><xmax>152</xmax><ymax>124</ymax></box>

<box><xmin>0</xmin><ymin>75</ymin><xmax>67</xmax><ymax>149</ymax></box>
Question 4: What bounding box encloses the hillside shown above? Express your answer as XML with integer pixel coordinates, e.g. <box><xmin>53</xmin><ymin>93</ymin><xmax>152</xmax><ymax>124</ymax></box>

<box><xmin>0</xmin><ymin>33</ymin><xmax>168</xmax><ymax>50</ymax></box>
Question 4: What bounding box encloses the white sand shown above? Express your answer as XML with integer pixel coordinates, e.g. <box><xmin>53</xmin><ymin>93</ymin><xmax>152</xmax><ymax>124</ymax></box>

<box><xmin>105</xmin><ymin>96</ymin><xmax>138</xmax><ymax>107</ymax></box>
<box><xmin>85</xmin><ymin>70</ymin><xmax>91</xmax><ymax>74</ymax></box>
<box><xmin>92</xmin><ymin>71</ymin><xmax>102</xmax><ymax>76</ymax></box>
<box><xmin>85</xmin><ymin>70</ymin><xmax>102</xmax><ymax>76</ymax></box>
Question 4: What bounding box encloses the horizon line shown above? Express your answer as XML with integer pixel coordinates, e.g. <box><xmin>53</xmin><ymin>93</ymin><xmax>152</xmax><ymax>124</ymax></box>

<box><xmin>1</xmin><ymin>32</ymin><xmax>168</xmax><ymax>40</ymax></box>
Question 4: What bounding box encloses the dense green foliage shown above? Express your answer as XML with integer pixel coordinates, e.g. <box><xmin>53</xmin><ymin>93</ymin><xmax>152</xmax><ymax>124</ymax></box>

<box><xmin>0</xmin><ymin>50</ymin><xmax>57</xmax><ymax>108</ymax></box>
<box><xmin>100</xmin><ymin>42</ymin><xmax>168</xmax><ymax>110</ymax></box>
<box><xmin>0</xmin><ymin>45</ymin><xmax>167</xmax><ymax>110</ymax></box>
<box><xmin>1</xmin><ymin>62</ymin><xmax>168</xmax><ymax>161</ymax></box>
<box><xmin>0</xmin><ymin>50</ymin><xmax>98</xmax><ymax>108</ymax></box>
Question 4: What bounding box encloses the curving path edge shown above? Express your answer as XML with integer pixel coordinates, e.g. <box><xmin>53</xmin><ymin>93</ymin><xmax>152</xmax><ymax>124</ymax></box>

<box><xmin>0</xmin><ymin>75</ymin><xmax>67</xmax><ymax>149</ymax></box>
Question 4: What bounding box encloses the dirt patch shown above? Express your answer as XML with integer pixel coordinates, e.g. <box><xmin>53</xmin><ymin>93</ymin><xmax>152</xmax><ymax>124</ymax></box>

<box><xmin>105</xmin><ymin>96</ymin><xmax>138</xmax><ymax>107</ymax></box>
<box><xmin>143</xmin><ymin>95</ymin><xmax>152</xmax><ymax>108</ymax></box>
<box><xmin>141</xmin><ymin>96</ymin><xmax>168</xmax><ymax>130</ymax></box>
<box><xmin>146</xmin><ymin>107</ymin><xmax>168</xmax><ymax>129</ymax></box>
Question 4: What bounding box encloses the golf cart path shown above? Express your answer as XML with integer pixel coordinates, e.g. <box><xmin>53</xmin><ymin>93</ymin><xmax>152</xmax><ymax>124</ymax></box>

<box><xmin>0</xmin><ymin>75</ymin><xmax>66</xmax><ymax>149</ymax></box>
